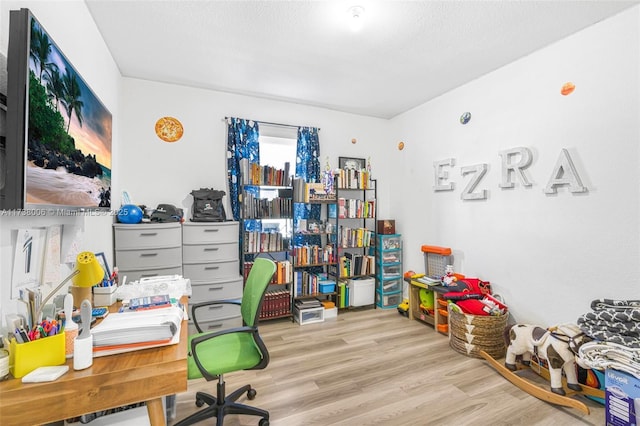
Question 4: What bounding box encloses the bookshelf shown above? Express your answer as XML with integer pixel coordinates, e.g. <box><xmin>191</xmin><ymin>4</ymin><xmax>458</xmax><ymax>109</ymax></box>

<box><xmin>239</xmin><ymin>162</ymin><xmax>294</xmax><ymax>321</ymax></box>
<box><xmin>332</xmin><ymin>170</ymin><xmax>377</xmax><ymax>308</ymax></box>
<box><xmin>291</xmin><ymin>181</ymin><xmax>338</xmax><ymax>313</ymax></box>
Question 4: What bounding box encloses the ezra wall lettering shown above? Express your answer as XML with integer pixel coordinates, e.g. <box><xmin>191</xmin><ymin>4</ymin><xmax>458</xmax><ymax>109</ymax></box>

<box><xmin>433</xmin><ymin>148</ymin><xmax>587</xmax><ymax>200</ymax></box>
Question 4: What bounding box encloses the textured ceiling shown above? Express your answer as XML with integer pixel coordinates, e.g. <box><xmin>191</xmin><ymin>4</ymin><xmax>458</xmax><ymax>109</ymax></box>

<box><xmin>86</xmin><ymin>0</ymin><xmax>638</xmax><ymax>119</ymax></box>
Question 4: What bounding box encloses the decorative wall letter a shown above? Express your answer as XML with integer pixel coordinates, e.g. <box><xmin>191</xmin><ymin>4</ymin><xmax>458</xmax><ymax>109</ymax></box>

<box><xmin>544</xmin><ymin>149</ymin><xmax>587</xmax><ymax>194</ymax></box>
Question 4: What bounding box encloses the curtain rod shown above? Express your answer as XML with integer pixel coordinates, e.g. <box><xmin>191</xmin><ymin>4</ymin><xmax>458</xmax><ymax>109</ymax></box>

<box><xmin>223</xmin><ymin>117</ymin><xmax>320</xmax><ymax>131</ymax></box>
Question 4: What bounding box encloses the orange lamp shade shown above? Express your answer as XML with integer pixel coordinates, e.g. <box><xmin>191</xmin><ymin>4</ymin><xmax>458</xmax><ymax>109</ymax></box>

<box><xmin>72</xmin><ymin>252</ymin><xmax>105</xmax><ymax>287</ymax></box>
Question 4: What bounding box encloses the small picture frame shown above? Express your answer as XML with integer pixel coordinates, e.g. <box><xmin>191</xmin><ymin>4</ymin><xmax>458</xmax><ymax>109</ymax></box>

<box><xmin>95</xmin><ymin>252</ymin><xmax>111</xmax><ymax>280</ymax></box>
<box><xmin>338</xmin><ymin>157</ymin><xmax>366</xmax><ymax>171</ymax></box>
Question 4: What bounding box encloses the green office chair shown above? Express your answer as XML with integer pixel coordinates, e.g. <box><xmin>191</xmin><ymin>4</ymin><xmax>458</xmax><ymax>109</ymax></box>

<box><xmin>175</xmin><ymin>258</ymin><xmax>276</xmax><ymax>426</ymax></box>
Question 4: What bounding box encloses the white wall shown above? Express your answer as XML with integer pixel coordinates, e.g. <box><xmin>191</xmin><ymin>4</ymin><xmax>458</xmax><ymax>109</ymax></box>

<box><xmin>118</xmin><ymin>78</ymin><xmax>391</xmax><ymax>219</ymax></box>
<box><xmin>391</xmin><ymin>7</ymin><xmax>640</xmax><ymax>325</ymax></box>
<box><xmin>0</xmin><ymin>1</ymin><xmax>121</xmax><ymax>323</ymax></box>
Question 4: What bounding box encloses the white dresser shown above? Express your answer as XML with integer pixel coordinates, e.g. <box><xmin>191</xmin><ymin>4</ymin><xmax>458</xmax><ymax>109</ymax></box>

<box><xmin>182</xmin><ymin>221</ymin><xmax>243</xmax><ymax>334</ymax></box>
<box><xmin>113</xmin><ymin>222</ymin><xmax>183</xmax><ymax>283</ymax></box>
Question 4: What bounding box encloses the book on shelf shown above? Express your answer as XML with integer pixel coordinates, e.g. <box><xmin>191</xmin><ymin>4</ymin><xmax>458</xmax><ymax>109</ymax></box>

<box><xmin>305</xmin><ymin>182</ymin><xmax>336</xmax><ymax>202</ymax></box>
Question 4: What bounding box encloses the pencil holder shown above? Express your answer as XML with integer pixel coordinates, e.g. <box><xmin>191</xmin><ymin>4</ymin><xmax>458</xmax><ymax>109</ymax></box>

<box><xmin>9</xmin><ymin>332</ymin><xmax>66</xmax><ymax>378</ymax></box>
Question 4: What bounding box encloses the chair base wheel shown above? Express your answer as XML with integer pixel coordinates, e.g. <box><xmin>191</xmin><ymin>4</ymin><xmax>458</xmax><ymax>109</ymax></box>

<box><xmin>259</xmin><ymin>418</ymin><xmax>269</xmax><ymax>426</ymax></box>
<box><xmin>247</xmin><ymin>388</ymin><xmax>257</xmax><ymax>400</ymax></box>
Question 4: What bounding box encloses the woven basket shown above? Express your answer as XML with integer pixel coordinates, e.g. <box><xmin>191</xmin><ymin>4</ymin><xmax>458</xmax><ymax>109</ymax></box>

<box><xmin>448</xmin><ymin>306</ymin><xmax>509</xmax><ymax>359</ymax></box>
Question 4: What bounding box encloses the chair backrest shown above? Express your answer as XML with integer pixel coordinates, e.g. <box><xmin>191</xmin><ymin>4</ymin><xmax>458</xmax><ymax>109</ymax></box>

<box><xmin>241</xmin><ymin>258</ymin><xmax>276</xmax><ymax>327</ymax></box>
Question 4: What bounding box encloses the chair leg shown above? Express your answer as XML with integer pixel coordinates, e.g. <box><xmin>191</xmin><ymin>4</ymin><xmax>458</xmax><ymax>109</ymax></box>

<box><xmin>174</xmin><ymin>375</ymin><xmax>269</xmax><ymax>426</ymax></box>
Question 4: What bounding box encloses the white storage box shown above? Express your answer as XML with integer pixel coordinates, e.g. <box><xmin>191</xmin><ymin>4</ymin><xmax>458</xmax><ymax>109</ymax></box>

<box><xmin>93</xmin><ymin>285</ymin><xmax>118</xmax><ymax>306</ymax></box>
<box><xmin>324</xmin><ymin>307</ymin><xmax>338</xmax><ymax>319</ymax></box>
<box><xmin>348</xmin><ymin>277</ymin><xmax>375</xmax><ymax>307</ymax></box>
<box><xmin>294</xmin><ymin>306</ymin><xmax>324</xmax><ymax>325</ymax></box>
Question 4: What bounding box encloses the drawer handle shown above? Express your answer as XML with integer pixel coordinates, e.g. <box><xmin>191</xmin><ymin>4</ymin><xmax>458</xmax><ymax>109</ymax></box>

<box><xmin>140</xmin><ymin>253</ymin><xmax>159</xmax><ymax>257</ymax></box>
<box><xmin>204</xmin><ymin>266</ymin><xmax>220</xmax><ymax>270</ymax></box>
<box><xmin>204</xmin><ymin>247</ymin><xmax>219</xmax><ymax>251</ymax></box>
<box><xmin>204</xmin><ymin>229</ymin><xmax>219</xmax><ymax>232</ymax></box>
<box><xmin>209</xmin><ymin>286</ymin><xmax>224</xmax><ymax>291</ymax></box>
<box><xmin>140</xmin><ymin>273</ymin><xmax>157</xmax><ymax>278</ymax></box>
<box><xmin>207</xmin><ymin>323</ymin><xmax>223</xmax><ymax>330</ymax></box>
<box><xmin>208</xmin><ymin>305</ymin><xmax>223</xmax><ymax>310</ymax></box>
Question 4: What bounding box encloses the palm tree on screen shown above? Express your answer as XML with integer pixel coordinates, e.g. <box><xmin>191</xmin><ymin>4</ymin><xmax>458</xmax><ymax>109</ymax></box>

<box><xmin>61</xmin><ymin>70</ymin><xmax>84</xmax><ymax>133</ymax></box>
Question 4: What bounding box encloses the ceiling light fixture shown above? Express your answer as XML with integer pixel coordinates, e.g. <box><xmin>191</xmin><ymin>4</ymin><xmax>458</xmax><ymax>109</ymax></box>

<box><xmin>348</xmin><ymin>6</ymin><xmax>365</xmax><ymax>32</ymax></box>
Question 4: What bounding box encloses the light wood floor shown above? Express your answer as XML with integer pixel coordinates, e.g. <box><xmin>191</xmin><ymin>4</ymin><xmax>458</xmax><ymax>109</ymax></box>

<box><xmin>170</xmin><ymin>308</ymin><xmax>605</xmax><ymax>426</ymax></box>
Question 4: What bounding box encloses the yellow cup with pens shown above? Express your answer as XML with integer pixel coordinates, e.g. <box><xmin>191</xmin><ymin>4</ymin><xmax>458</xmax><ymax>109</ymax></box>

<box><xmin>9</xmin><ymin>327</ymin><xmax>65</xmax><ymax>379</ymax></box>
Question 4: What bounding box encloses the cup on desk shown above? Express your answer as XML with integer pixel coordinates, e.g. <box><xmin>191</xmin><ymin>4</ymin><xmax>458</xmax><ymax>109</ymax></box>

<box><xmin>69</xmin><ymin>286</ymin><xmax>92</xmax><ymax>308</ymax></box>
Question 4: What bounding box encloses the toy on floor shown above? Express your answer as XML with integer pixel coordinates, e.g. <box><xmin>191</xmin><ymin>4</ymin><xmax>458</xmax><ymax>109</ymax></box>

<box><xmin>505</xmin><ymin>323</ymin><xmax>588</xmax><ymax>395</ymax></box>
<box><xmin>397</xmin><ymin>299</ymin><xmax>409</xmax><ymax>317</ymax></box>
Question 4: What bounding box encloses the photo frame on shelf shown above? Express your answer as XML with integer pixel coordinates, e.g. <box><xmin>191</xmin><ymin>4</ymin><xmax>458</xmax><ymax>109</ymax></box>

<box><xmin>95</xmin><ymin>252</ymin><xmax>111</xmax><ymax>280</ymax></box>
<box><xmin>338</xmin><ymin>157</ymin><xmax>366</xmax><ymax>171</ymax></box>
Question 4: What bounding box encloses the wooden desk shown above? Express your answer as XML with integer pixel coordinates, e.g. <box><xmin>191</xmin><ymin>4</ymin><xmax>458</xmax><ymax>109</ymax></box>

<box><xmin>0</xmin><ymin>300</ymin><xmax>188</xmax><ymax>426</ymax></box>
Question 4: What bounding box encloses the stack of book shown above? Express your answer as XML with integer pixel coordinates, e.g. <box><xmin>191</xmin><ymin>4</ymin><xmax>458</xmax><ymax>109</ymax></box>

<box><xmin>90</xmin><ymin>304</ymin><xmax>183</xmax><ymax>356</ymax></box>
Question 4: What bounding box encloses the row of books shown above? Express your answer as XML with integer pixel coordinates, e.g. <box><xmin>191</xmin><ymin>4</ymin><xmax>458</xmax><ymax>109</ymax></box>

<box><xmin>259</xmin><ymin>290</ymin><xmax>291</xmax><ymax>319</ymax></box>
<box><xmin>292</xmin><ymin>244</ymin><xmax>336</xmax><ymax>266</ymax></box>
<box><xmin>337</xmin><ymin>282</ymin><xmax>350</xmax><ymax>308</ymax></box>
<box><xmin>243</xmin><ymin>260</ymin><xmax>292</xmax><ymax>284</ymax></box>
<box><xmin>337</xmin><ymin>226</ymin><xmax>374</xmax><ymax>248</ymax></box>
<box><xmin>239</xmin><ymin>159</ymin><xmax>292</xmax><ymax>187</ymax></box>
<box><xmin>339</xmin><ymin>253</ymin><xmax>375</xmax><ymax>277</ymax></box>
<box><xmin>338</xmin><ymin>198</ymin><xmax>376</xmax><ymax>219</ymax></box>
<box><xmin>243</xmin><ymin>231</ymin><xmax>291</xmax><ymax>253</ymax></box>
<box><xmin>335</xmin><ymin>168</ymin><xmax>371</xmax><ymax>189</ymax></box>
<box><xmin>293</xmin><ymin>271</ymin><xmax>335</xmax><ymax>297</ymax></box>
<box><xmin>242</xmin><ymin>193</ymin><xmax>292</xmax><ymax>219</ymax></box>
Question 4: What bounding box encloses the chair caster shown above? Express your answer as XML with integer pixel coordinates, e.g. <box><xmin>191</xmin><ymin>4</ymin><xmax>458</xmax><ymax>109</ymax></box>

<box><xmin>195</xmin><ymin>398</ymin><xmax>205</xmax><ymax>407</ymax></box>
<box><xmin>247</xmin><ymin>388</ymin><xmax>257</xmax><ymax>400</ymax></box>
<box><xmin>259</xmin><ymin>418</ymin><xmax>269</xmax><ymax>426</ymax></box>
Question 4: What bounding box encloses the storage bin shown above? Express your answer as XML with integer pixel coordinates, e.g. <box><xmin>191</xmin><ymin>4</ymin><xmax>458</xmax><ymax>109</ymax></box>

<box><xmin>294</xmin><ymin>306</ymin><xmax>324</xmax><ymax>325</ymax></box>
<box><xmin>319</xmin><ymin>282</ymin><xmax>336</xmax><ymax>294</ymax></box>
<box><xmin>375</xmin><ymin>290</ymin><xmax>402</xmax><ymax>309</ymax></box>
<box><xmin>347</xmin><ymin>277</ymin><xmax>375</xmax><ymax>307</ymax></box>
<box><xmin>421</xmin><ymin>245</ymin><xmax>452</xmax><ymax>278</ymax></box>
<box><xmin>380</xmin><ymin>278</ymin><xmax>402</xmax><ymax>293</ymax></box>
<box><xmin>381</xmin><ymin>264</ymin><xmax>402</xmax><ymax>278</ymax></box>
<box><xmin>93</xmin><ymin>285</ymin><xmax>118</xmax><ymax>306</ymax></box>
<box><xmin>324</xmin><ymin>307</ymin><xmax>338</xmax><ymax>319</ymax></box>
<box><xmin>448</xmin><ymin>307</ymin><xmax>508</xmax><ymax>359</ymax></box>
<box><xmin>9</xmin><ymin>332</ymin><xmax>66</xmax><ymax>378</ymax></box>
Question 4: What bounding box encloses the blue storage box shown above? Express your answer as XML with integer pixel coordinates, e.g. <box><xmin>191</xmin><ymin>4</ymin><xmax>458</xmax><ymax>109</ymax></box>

<box><xmin>319</xmin><ymin>281</ymin><xmax>336</xmax><ymax>293</ymax></box>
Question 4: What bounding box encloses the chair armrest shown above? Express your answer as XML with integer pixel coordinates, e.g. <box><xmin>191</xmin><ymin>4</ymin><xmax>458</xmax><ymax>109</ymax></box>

<box><xmin>191</xmin><ymin>299</ymin><xmax>242</xmax><ymax>333</ymax></box>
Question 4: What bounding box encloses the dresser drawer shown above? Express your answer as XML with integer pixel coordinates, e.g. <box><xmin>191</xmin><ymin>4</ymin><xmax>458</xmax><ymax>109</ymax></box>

<box><xmin>116</xmin><ymin>246</ymin><xmax>182</xmax><ymax>270</ymax></box>
<box><xmin>188</xmin><ymin>315</ymin><xmax>242</xmax><ymax>335</ymax></box>
<box><xmin>118</xmin><ymin>266</ymin><xmax>183</xmax><ymax>283</ymax></box>
<box><xmin>191</xmin><ymin>277</ymin><xmax>243</xmax><ymax>302</ymax></box>
<box><xmin>183</xmin><ymin>260</ymin><xmax>240</xmax><ymax>282</ymax></box>
<box><xmin>182</xmin><ymin>222</ymin><xmax>239</xmax><ymax>244</ymax></box>
<box><xmin>114</xmin><ymin>223</ymin><xmax>181</xmax><ymax>249</ymax></box>
<box><xmin>191</xmin><ymin>301</ymin><xmax>241</xmax><ymax>321</ymax></box>
<box><xmin>183</xmin><ymin>242</ymin><xmax>238</xmax><ymax>263</ymax></box>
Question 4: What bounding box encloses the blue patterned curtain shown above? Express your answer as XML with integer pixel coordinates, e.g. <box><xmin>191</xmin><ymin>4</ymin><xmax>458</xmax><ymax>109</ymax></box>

<box><xmin>226</xmin><ymin>117</ymin><xmax>260</xmax><ymax>221</ymax></box>
<box><xmin>294</xmin><ymin>127</ymin><xmax>321</xmax><ymax>247</ymax></box>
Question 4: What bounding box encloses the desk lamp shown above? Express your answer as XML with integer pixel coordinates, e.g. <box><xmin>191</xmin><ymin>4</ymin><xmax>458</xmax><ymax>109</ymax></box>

<box><xmin>34</xmin><ymin>251</ymin><xmax>105</xmax><ymax>322</ymax></box>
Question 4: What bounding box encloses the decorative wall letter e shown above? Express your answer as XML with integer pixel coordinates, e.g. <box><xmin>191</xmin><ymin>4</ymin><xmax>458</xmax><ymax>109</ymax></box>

<box><xmin>433</xmin><ymin>158</ymin><xmax>455</xmax><ymax>191</ymax></box>
<box><xmin>544</xmin><ymin>149</ymin><xmax>587</xmax><ymax>194</ymax></box>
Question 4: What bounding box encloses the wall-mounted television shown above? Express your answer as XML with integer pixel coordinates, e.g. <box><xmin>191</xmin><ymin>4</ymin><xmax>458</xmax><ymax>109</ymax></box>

<box><xmin>2</xmin><ymin>8</ymin><xmax>112</xmax><ymax>211</ymax></box>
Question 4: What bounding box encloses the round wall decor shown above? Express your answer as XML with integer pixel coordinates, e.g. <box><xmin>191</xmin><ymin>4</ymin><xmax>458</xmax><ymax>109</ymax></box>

<box><xmin>155</xmin><ymin>116</ymin><xmax>184</xmax><ymax>142</ymax></box>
